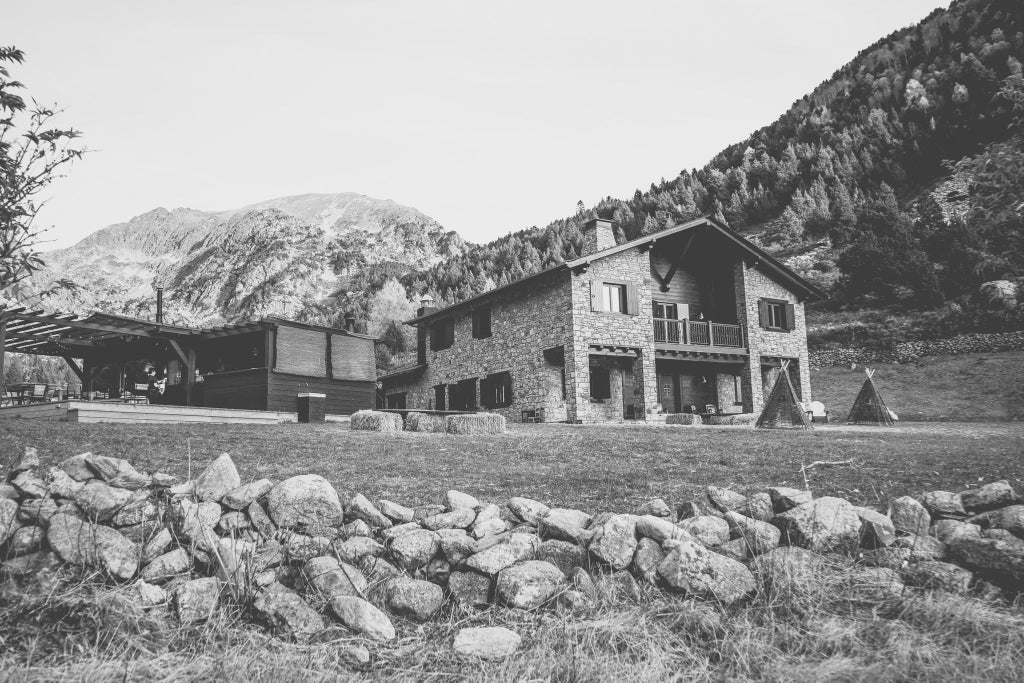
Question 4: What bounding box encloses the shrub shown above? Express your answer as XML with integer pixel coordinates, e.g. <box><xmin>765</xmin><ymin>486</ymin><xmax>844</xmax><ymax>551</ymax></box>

<box><xmin>350</xmin><ymin>410</ymin><xmax>403</xmax><ymax>432</ymax></box>
<box><xmin>445</xmin><ymin>413</ymin><xmax>506</xmax><ymax>435</ymax></box>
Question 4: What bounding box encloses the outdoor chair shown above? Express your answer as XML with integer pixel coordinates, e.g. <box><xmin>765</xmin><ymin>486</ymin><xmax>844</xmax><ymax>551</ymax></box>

<box><xmin>806</xmin><ymin>400</ymin><xmax>829</xmax><ymax>423</ymax></box>
<box><xmin>25</xmin><ymin>384</ymin><xmax>49</xmax><ymax>404</ymax></box>
<box><xmin>124</xmin><ymin>383</ymin><xmax>150</xmax><ymax>404</ymax></box>
<box><xmin>521</xmin><ymin>407</ymin><xmax>545</xmax><ymax>423</ymax></box>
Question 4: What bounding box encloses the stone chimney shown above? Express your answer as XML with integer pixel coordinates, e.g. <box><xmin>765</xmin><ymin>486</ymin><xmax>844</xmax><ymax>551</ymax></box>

<box><xmin>344</xmin><ymin>312</ymin><xmax>356</xmax><ymax>333</ymax></box>
<box><xmin>416</xmin><ymin>295</ymin><xmax>437</xmax><ymax>365</ymax></box>
<box><xmin>581</xmin><ymin>218</ymin><xmax>615</xmax><ymax>256</ymax></box>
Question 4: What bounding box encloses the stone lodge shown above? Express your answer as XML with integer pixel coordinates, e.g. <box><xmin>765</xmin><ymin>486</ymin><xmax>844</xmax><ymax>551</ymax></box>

<box><xmin>379</xmin><ymin>216</ymin><xmax>824</xmax><ymax>423</ymax></box>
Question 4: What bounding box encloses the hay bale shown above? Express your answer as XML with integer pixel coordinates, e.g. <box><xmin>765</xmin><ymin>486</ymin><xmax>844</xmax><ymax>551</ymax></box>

<box><xmin>406</xmin><ymin>412</ymin><xmax>448</xmax><ymax>433</ymax></box>
<box><xmin>665</xmin><ymin>413</ymin><xmax>702</xmax><ymax>426</ymax></box>
<box><xmin>445</xmin><ymin>413</ymin><xmax>506</xmax><ymax>435</ymax></box>
<box><xmin>350</xmin><ymin>410</ymin><xmax>404</xmax><ymax>432</ymax></box>
<box><xmin>704</xmin><ymin>413</ymin><xmax>757</xmax><ymax>426</ymax></box>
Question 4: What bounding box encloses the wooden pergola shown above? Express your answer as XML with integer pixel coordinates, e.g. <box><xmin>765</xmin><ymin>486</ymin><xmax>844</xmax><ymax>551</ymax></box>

<box><xmin>0</xmin><ymin>306</ymin><xmax>267</xmax><ymax>406</ymax></box>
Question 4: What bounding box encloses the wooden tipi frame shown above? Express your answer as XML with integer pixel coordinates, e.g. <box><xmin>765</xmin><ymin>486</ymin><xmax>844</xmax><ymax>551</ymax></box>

<box><xmin>755</xmin><ymin>360</ymin><xmax>812</xmax><ymax>430</ymax></box>
<box><xmin>847</xmin><ymin>368</ymin><xmax>894</xmax><ymax>425</ymax></box>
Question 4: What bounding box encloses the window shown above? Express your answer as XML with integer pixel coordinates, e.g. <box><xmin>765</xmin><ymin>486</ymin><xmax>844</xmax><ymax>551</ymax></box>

<box><xmin>592</xmin><ymin>280</ymin><xmax>639</xmax><ymax>315</ymax></box>
<box><xmin>431</xmin><ymin>318</ymin><xmax>454</xmax><ymax>351</ymax></box>
<box><xmin>433</xmin><ymin>384</ymin><xmax>446</xmax><ymax>411</ymax></box>
<box><xmin>590</xmin><ymin>365</ymin><xmax>611</xmax><ymax>400</ymax></box>
<box><xmin>758</xmin><ymin>299</ymin><xmax>795</xmax><ymax>331</ymax></box>
<box><xmin>602</xmin><ymin>283</ymin><xmax>626</xmax><ymax>313</ymax></box>
<box><xmin>449</xmin><ymin>378</ymin><xmax>477</xmax><ymax>411</ymax></box>
<box><xmin>386</xmin><ymin>393</ymin><xmax>406</xmax><ymax>409</ymax></box>
<box><xmin>654</xmin><ymin>302</ymin><xmax>678</xmax><ymax>320</ymax></box>
<box><xmin>472</xmin><ymin>307</ymin><xmax>492</xmax><ymax>339</ymax></box>
<box><xmin>481</xmin><ymin>371</ymin><xmax>513</xmax><ymax>408</ymax></box>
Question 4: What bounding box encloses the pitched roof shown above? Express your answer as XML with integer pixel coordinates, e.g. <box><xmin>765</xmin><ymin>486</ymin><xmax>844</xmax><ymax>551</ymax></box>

<box><xmin>407</xmin><ymin>216</ymin><xmax>825</xmax><ymax>326</ymax></box>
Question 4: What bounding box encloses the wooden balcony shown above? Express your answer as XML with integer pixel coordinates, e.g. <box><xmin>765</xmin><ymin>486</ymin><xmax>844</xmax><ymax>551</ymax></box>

<box><xmin>653</xmin><ymin>318</ymin><xmax>747</xmax><ymax>358</ymax></box>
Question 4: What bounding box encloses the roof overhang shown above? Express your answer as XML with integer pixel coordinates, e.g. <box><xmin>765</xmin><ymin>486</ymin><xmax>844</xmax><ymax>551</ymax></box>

<box><xmin>404</xmin><ymin>216</ymin><xmax>825</xmax><ymax>328</ymax></box>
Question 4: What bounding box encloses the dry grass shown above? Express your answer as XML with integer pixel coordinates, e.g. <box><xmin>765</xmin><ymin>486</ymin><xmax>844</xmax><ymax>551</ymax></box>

<box><xmin>3</xmin><ymin>560</ymin><xmax>1024</xmax><ymax>681</ymax></box>
<box><xmin>1</xmin><ymin>421</ymin><xmax>1020</xmax><ymax>512</ymax></box>
<box><xmin>812</xmin><ymin>351</ymin><xmax>1024</xmax><ymax>423</ymax></box>
<box><xmin>445</xmin><ymin>413</ymin><xmax>506</xmax><ymax>435</ymax></box>
<box><xmin>405</xmin><ymin>412</ymin><xmax>448</xmax><ymax>433</ymax></box>
<box><xmin>350</xmin><ymin>411</ymin><xmax>403</xmax><ymax>432</ymax></box>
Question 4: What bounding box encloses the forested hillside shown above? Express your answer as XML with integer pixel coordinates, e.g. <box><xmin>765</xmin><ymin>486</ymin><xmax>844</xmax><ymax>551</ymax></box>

<box><xmin>400</xmin><ymin>0</ymin><xmax>1023</xmax><ymax>313</ymax></box>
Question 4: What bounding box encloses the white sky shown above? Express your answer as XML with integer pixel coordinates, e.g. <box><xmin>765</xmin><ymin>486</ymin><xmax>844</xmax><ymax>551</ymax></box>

<box><xmin>8</xmin><ymin>0</ymin><xmax>943</xmax><ymax>249</ymax></box>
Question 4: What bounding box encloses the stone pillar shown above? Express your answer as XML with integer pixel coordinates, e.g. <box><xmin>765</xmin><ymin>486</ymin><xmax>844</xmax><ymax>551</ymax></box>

<box><xmin>740</xmin><ymin>358</ymin><xmax>761</xmax><ymax>414</ymax></box>
<box><xmin>633</xmin><ymin>350</ymin><xmax>658</xmax><ymax>420</ymax></box>
<box><xmin>564</xmin><ymin>343</ymin><xmax>589</xmax><ymax>424</ymax></box>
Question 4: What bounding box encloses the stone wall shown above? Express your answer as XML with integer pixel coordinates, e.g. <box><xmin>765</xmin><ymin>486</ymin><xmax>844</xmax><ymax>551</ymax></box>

<box><xmin>7</xmin><ymin>447</ymin><xmax>1023</xmax><ymax>653</ymax></box>
<box><xmin>568</xmin><ymin>248</ymin><xmax>658</xmax><ymax>423</ymax></box>
<box><xmin>736</xmin><ymin>263</ymin><xmax>811</xmax><ymax>412</ymax></box>
<box><xmin>384</xmin><ymin>269</ymin><xmax>573</xmax><ymax>422</ymax></box>
<box><xmin>809</xmin><ymin>330</ymin><xmax>1024</xmax><ymax>367</ymax></box>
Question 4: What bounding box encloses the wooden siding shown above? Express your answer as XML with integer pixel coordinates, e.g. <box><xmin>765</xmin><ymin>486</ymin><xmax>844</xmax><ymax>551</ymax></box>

<box><xmin>649</xmin><ymin>252</ymin><xmax>738</xmax><ymax>323</ymax></box>
<box><xmin>649</xmin><ymin>253</ymin><xmax>705</xmax><ymax>315</ymax></box>
<box><xmin>331</xmin><ymin>334</ymin><xmax>375</xmax><ymax>381</ymax></box>
<box><xmin>202</xmin><ymin>368</ymin><xmax>269</xmax><ymax>410</ymax></box>
<box><xmin>275</xmin><ymin>326</ymin><xmax>327</xmax><ymax>377</ymax></box>
<box><xmin>267</xmin><ymin>371</ymin><xmax>375</xmax><ymax>415</ymax></box>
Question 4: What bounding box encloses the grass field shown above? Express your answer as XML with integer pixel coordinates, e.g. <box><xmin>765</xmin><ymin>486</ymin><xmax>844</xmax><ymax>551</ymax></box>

<box><xmin>1</xmin><ymin>421</ymin><xmax>1022</xmax><ymax>512</ymax></box>
<box><xmin>811</xmin><ymin>351</ymin><xmax>1024</xmax><ymax>423</ymax></box>
<box><xmin>2</xmin><ymin>417</ymin><xmax>1023</xmax><ymax>680</ymax></box>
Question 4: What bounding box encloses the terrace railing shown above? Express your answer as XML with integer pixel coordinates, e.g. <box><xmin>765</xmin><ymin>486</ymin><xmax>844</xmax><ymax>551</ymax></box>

<box><xmin>653</xmin><ymin>318</ymin><xmax>744</xmax><ymax>348</ymax></box>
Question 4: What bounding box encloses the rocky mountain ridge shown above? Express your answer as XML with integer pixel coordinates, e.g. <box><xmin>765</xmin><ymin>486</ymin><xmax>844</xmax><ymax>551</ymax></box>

<box><xmin>24</xmin><ymin>193</ymin><xmax>468</xmax><ymax>326</ymax></box>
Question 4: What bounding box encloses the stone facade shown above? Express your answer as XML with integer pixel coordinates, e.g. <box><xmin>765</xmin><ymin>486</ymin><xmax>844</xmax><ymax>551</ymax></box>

<box><xmin>566</xmin><ymin>248</ymin><xmax>657</xmax><ymax>423</ymax></box>
<box><xmin>735</xmin><ymin>263</ymin><xmax>811</xmax><ymax>412</ymax></box>
<box><xmin>383</xmin><ymin>269</ymin><xmax>574</xmax><ymax>423</ymax></box>
<box><xmin>382</xmin><ymin>221</ymin><xmax>814</xmax><ymax>423</ymax></box>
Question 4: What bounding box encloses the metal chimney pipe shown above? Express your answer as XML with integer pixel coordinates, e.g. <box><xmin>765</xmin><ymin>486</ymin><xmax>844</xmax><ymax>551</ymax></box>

<box><xmin>156</xmin><ymin>287</ymin><xmax>164</xmax><ymax>324</ymax></box>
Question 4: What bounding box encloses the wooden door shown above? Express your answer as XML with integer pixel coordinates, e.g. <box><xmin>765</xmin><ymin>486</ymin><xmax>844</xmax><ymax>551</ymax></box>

<box><xmin>658</xmin><ymin>372</ymin><xmax>679</xmax><ymax>413</ymax></box>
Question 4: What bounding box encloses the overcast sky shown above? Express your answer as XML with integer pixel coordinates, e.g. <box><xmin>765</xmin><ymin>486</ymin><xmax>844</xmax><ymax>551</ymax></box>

<box><xmin>9</xmin><ymin>0</ymin><xmax>943</xmax><ymax>248</ymax></box>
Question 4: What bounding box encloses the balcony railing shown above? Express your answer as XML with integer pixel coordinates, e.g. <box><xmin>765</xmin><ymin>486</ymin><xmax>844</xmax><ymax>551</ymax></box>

<box><xmin>653</xmin><ymin>318</ymin><xmax>744</xmax><ymax>348</ymax></box>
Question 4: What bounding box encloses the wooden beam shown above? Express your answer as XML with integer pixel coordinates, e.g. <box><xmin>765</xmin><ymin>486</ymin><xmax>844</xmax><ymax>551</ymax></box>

<box><xmin>0</xmin><ymin>315</ymin><xmax>5</xmax><ymax>394</ymax></box>
<box><xmin>61</xmin><ymin>355</ymin><xmax>86</xmax><ymax>383</ymax></box>
<box><xmin>4</xmin><ymin>312</ymin><xmax>155</xmax><ymax>336</ymax></box>
<box><xmin>325</xmin><ymin>331</ymin><xmax>333</xmax><ymax>380</ymax></box>
<box><xmin>165</xmin><ymin>339</ymin><xmax>189</xmax><ymax>365</ymax></box>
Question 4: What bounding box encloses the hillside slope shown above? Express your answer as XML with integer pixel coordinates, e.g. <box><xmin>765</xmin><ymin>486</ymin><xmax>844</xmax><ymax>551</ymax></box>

<box><xmin>404</xmin><ymin>0</ymin><xmax>1024</xmax><ymax>310</ymax></box>
<box><xmin>812</xmin><ymin>350</ymin><xmax>1024</xmax><ymax>421</ymax></box>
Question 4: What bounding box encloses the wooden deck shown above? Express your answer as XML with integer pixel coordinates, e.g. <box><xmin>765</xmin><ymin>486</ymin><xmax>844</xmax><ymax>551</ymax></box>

<box><xmin>0</xmin><ymin>401</ymin><xmax>351</xmax><ymax>425</ymax></box>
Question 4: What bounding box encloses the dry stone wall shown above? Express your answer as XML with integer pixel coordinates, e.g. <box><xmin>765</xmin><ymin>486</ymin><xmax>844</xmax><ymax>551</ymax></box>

<box><xmin>810</xmin><ymin>331</ymin><xmax>1024</xmax><ymax>367</ymax></box>
<box><xmin>4</xmin><ymin>446</ymin><xmax>1023</xmax><ymax>662</ymax></box>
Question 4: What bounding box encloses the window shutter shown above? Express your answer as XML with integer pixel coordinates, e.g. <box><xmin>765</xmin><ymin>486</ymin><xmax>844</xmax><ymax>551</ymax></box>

<box><xmin>758</xmin><ymin>299</ymin><xmax>768</xmax><ymax>329</ymax></box>
<box><xmin>590</xmin><ymin>280</ymin><xmax>603</xmax><ymax>311</ymax></box>
<box><xmin>626</xmin><ymin>285</ymin><xmax>639</xmax><ymax>316</ymax></box>
<box><xmin>785</xmin><ymin>303</ymin><xmax>796</xmax><ymax>331</ymax></box>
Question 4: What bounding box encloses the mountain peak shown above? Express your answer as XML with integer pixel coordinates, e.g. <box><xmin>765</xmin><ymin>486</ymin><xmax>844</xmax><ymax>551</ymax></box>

<box><xmin>29</xmin><ymin>192</ymin><xmax>469</xmax><ymax>324</ymax></box>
